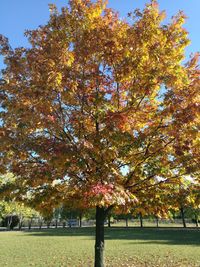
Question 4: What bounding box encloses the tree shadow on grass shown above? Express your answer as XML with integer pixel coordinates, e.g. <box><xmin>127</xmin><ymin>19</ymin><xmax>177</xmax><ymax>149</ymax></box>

<box><xmin>22</xmin><ymin>227</ymin><xmax>200</xmax><ymax>246</ymax></box>
<box><xmin>23</xmin><ymin>227</ymin><xmax>95</xmax><ymax>237</ymax></box>
<box><xmin>106</xmin><ymin>228</ymin><xmax>200</xmax><ymax>246</ymax></box>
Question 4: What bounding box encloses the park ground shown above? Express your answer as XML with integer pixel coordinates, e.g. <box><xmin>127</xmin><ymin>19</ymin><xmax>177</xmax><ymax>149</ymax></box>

<box><xmin>0</xmin><ymin>227</ymin><xmax>199</xmax><ymax>267</ymax></box>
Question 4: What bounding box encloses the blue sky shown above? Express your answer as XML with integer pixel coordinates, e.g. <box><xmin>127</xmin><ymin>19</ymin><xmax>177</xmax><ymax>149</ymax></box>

<box><xmin>0</xmin><ymin>0</ymin><xmax>199</xmax><ymax>69</ymax></box>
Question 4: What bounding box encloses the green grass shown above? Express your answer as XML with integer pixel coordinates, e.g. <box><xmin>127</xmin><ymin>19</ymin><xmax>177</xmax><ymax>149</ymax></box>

<box><xmin>0</xmin><ymin>228</ymin><xmax>199</xmax><ymax>267</ymax></box>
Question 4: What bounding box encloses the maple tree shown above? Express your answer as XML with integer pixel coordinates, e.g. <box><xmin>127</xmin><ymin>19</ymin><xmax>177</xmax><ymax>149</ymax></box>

<box><xmin>0</xmin><ymin>0</ymin><xmax>199</xmax><ymax>266</ymax></box>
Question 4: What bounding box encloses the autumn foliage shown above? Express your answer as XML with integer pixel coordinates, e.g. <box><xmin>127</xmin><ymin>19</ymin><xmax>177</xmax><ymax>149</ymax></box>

<box><xmin>0</xmin><ymin>0</ymin><xmax>199</xmax><ymax>213</ymax></box>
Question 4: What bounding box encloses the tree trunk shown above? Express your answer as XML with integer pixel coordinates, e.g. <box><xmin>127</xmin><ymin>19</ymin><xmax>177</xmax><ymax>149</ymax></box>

<box><xmin>19</xmin><ymin>221</ymin><xmax>22</xmax><ymax>230</ymax></box>
<box><xmin>28</xmin><ymin>219</ymin><xmax>32</xmax><ymax>230</ymax></box>
<box><xmin>125</xmin><ymin>218</ymin><xmax>128</xmax><ymax>227</ymax></box>
<box><xmin>79</xmin><ymin>214</ymin><xmax>82</xmax><ymax>228</ymax></box>
<box><xmin>7</xmin><ymin>216</ymin><xmax>12</xmax><ymax>230</ymax></box>
<box><xmin>195</xmin><ymin>214</ymin><xmax>199</xmax><ymax>228</ymax></box>
<box><xmin>180</xmin><ymin>207</ymin><xmax>186</xmax><ymax>228</ymax></box>
<box><xmin>95</xmin><ymin>206</ymin><xmax>106</xmax><ymax>267</ymax></box>
<box><xmin>55</xmin><ymin>219</ymin><xmax>58</xmax><ymax>228</ymax></box>
<box><xmin>18</xmin><ymin>215</ymin><xmax>23</xmax><ymax>230</ymax></box>
<box><xmin>108</xmin><ymin>215</ymin><xmax>111</xmax><ymax>228</ymax></box>
<box><xmin>155</xmin><ymin>216</ymin><xmax>159</xmax><ymax>228</ymax></box>
<box><xmin>139</xmin><ymin>213</ymin><xmax>143</xmax><ymax>228</ymax></box>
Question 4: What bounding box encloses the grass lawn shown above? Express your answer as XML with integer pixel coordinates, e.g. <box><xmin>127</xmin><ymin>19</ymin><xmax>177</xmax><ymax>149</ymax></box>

<box><xmin>0</xmin><ymin>227</ymin><xmax>199</xmax><ymax>267</ymax></box>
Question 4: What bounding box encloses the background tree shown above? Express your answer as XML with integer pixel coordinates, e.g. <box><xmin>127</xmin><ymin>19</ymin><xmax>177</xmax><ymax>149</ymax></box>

<box><xmin>53</xmin><ymin>207</ymin><xmax>62</xmax><ymax>228</ymax></box>
<box><xmin>0</xmin><ymin>1</ymin><xmax>199</xmax><ymax>266</ymax></box>
<box><xmin>189</xmin><ymin>184</ymin><xmax>200</xmax><ymax>227</ymax></box>
<box><xmin>57</xmin><ymin>205</ymin><xmax>82</xmax><ymax>227</ymax></box>
<box><xmin>0</xmin><ymin>201</ymin><xmax>39</xmax><ymax>229</ymax></box>
<box><xmin>169</xmin><ymin>180</ymin><xmax>200</xmax><ymax>228</ymax></box>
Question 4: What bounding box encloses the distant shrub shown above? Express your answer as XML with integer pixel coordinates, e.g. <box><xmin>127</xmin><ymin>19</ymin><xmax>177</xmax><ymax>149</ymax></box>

<box><xmin>2</xmin><ymin>215</ymin><xmax>19</xmax><ymax>229</ymax></box>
